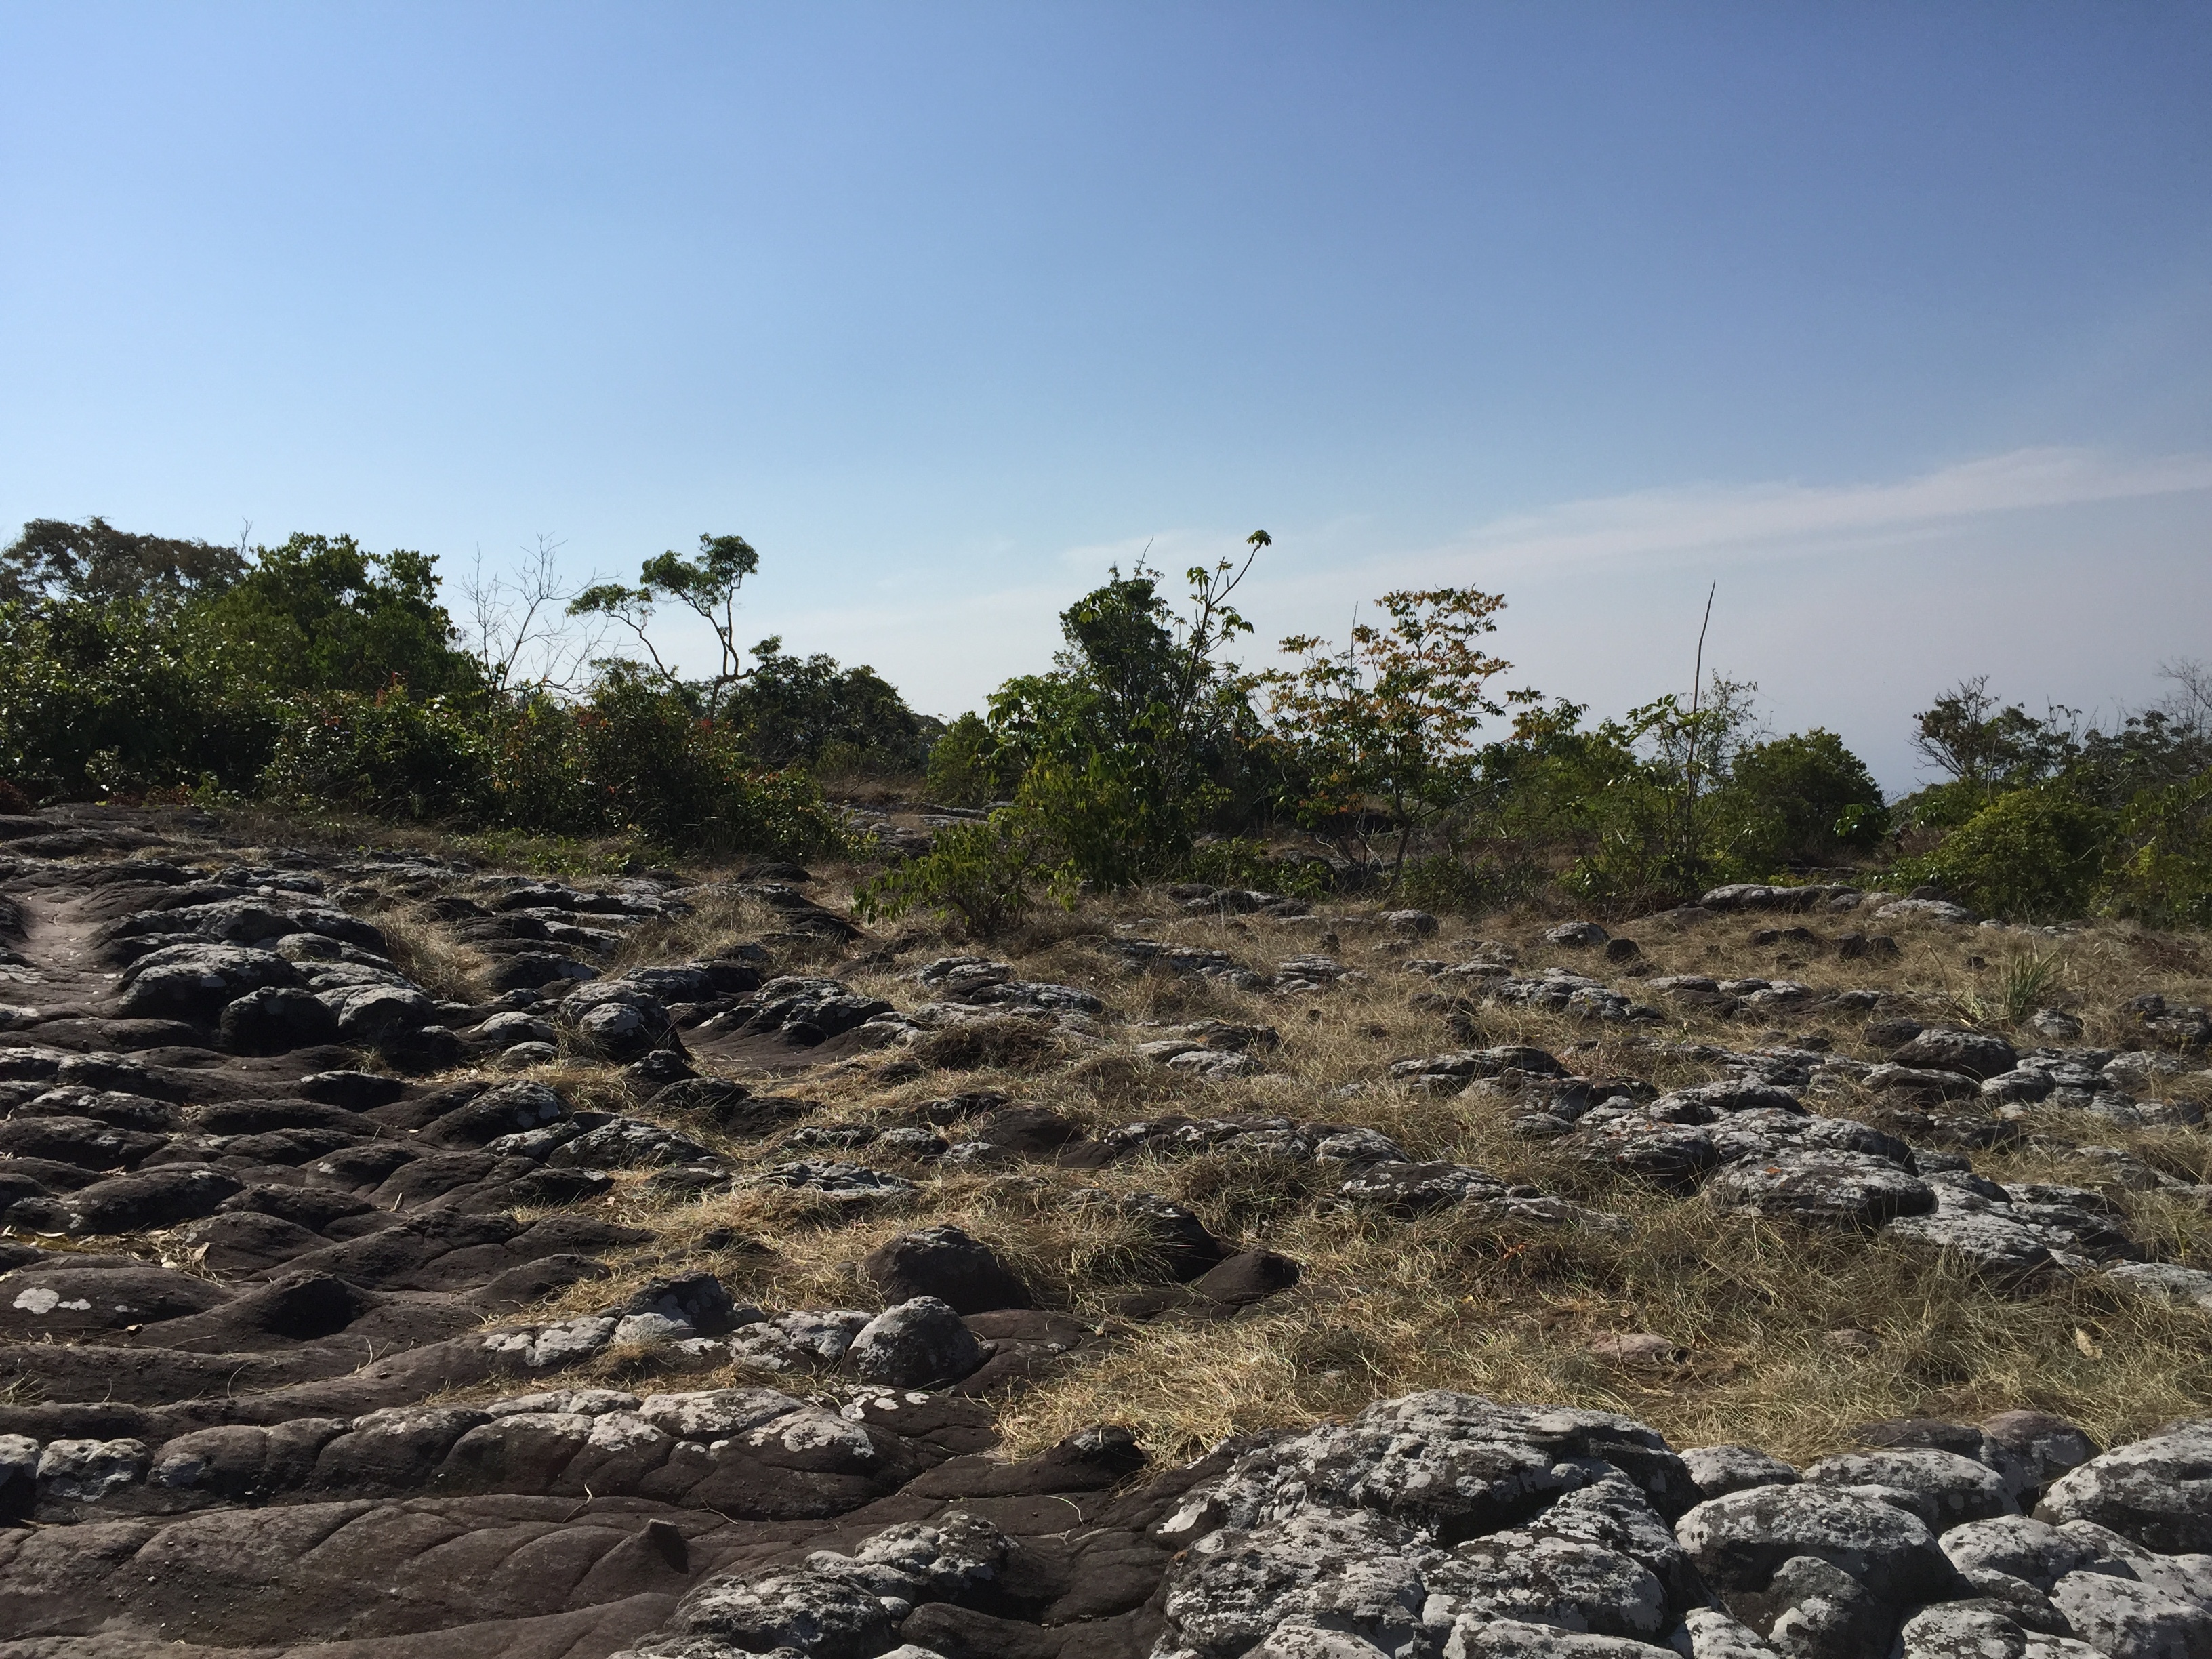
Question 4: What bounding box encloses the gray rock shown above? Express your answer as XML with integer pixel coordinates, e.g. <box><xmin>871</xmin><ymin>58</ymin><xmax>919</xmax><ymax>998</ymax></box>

<box><xmin>800</xmin><ymin>1511</ymin><xmax>1010</xmax><ymax>1612</ymax></box>
<box><xmin>2047</xmin><ymin>1568</ymin><xmax>2212</xmax><ymax>1658</ymax></box>
<box><xmin>663</xmin><ymin>1566</ymin><xmax>896</xmax><ymax>1659</ymax></box>
<box><xmin>1684</xmin><ymin>1445</ymin><xmax>1801</xmax><ymax>1502</ymax></box>
<box><xmin>1160</xmin><ymin>1507</ymin><xmax>1435</xmax><ymax>1659</ymax></box>
<box><xmin>1884</xmin><ymin>1206</ymin><xmax>2080</xmax><ymax>1279</ymax></box>
<box><xmin>757</xmin><ymin>1160</ymin><xmax>916</xmax><ymax>1202</ymax></box>
<box><xmin>1799</xmin><ymin>1448</ymin><xmax>2016</xmax><ymax>1527</ymax></box>
<box><xmin>2035</xmin><ymin>1422</ymin><xmax>2212</xmax><ymax>1553</ymax></box>
<box><xmin>1898</xmin><ymin>1601</ymin><xmax>2030</xmax><ymax>1658</ymax></box>
<box><xmin>35</xmin><ymin>1437</ymin><xmax>150</xmax><ymax>1502</ymax></box>
<box><xmin>1893</xmin><ymin>1030</ymin><xmax>2020</xmax><ymax>1082</ymax></box>
<box><xmin>1446</xmin><ymin>1620</ymin><xmax>1678</xmax><ymax>1656</ymax></box>
<box><xmin>859</xmin><ymin>1225</ymin><xmax>1030</xmax><ymax>1315</ymax></box>
<box><xmin>1251</xmin><ymin>1626</ymin><xmax>1395</xmax><ymax>1658</ymax></box>
<box><xmin>1336</xmin><ymin>1160</ymin><xmax>1509</xmax><ymax>1216</ymax></box>
<box><xmin>548</xmin><ymin>1116</ymin><xmax>714</xmax><ymax>1170</ymax></box>
<box><xmin>2103</xmin><ymin>1262</ymin><xmax>2212</xmax><ymax>1315</ymax></box>
<box><xmin>1674</xmin><ymin>1607</ymin><xmax>1784</xmax><ymax>1656</ymax></box>
<box><xmin>319</xmin><ymin>980</ymin><xmax>437</xmax><ymax>1039</ymax></box>
<box><xmin>1981</xmin><ymin>1412</ymin><xmax>2099</xmax><ymax>1499</ymax></box>
<box><xmin>844</xmin><ymin>1297</ymin><xmax>985</xmax><ymax>1387</ymax></box>
<box><xmin>1675</xmin><ymin>1481</ymin><xmax>1954</xmax><ymax>1606</ymax></box>
<box><xmin>1941</xmin><ymin>1515</ymin><xmax>2104</xmax><ymax>1591</ymax></box>
<box><xmin>1159</xmin><ymin>1391</ymin><xmax>1695</xmax><ymax>1542</ymax></box>
<box><xmin>115</xmin><ymin>943</ymin><xmax>300</xmax><ymax>1020</ymax></box>
<box><xmin>1704</xmin><ymin>1150</ymin><xmax>1935</xmax><ymax>1227</ymax></box>
<box><xmin>1435</xmin><ymin>1528</ymin><xmax>1670</xmax><ymax>1639</ymax></box>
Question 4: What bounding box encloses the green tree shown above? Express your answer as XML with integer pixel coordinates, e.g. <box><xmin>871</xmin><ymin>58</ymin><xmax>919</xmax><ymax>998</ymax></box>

<box><xmin>722</xmin><ymin>644</ymin><xmax>926</xmax><ymax>770</ymax></box>
<box><xmin>1717</xmin><ymin>727</ymin><xmax>1889</xmax><ymax>868</ymax></box>
<box><xmin>1909</xmin><ymin>676</ymin><xmax>2076</xmax><ymax>790</ymax></box>
<box><xmin>984</xmin><ymin>534</ymin><xmax>1269</xmax><ymax>882</ymax></box>
<box><xmin>188</xmin><ymin>533</ymin><xmax>478</xmax><ymax>697</ymax></box>
<box><xmin>1263</xmin><ymin>586</ymin><xmax>1513</xmax><ymax>881</ymax></box>
<box><xmin>569</xmin><ymin>533</ymin><xmax>762</xmax><ymax>722</ymax></box>
<box><xmin>1924</xmin><ymin>787</ymin><xmax>2111</xmax><ymax>921</ymax></box>
<box><xmin>0</xmin><ymin>516</ymin><xmax>245</xmax><ymax>608</ymax></box>
<box><xmin>925</xmin><ymin>712</ymin><xmax>1003</xmax><ymax>806</ymax></box>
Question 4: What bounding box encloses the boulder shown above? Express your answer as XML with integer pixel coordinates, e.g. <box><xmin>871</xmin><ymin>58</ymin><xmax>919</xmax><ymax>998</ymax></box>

<box><xmin>115</xmin><ymin>943</ymin><xmax>300</xmax><ymax>1021</ymax></box>
<box><xmin>1892</xmin><ymin>1029</ymin><xmax>2020</xmax><ymax>1082</ymax></box>
<box><xmin>859</xmin><ymin>1225</ymin><xmax>1031</xmax><ymax>1315</ymax></box>
<box><xmin>845</xmin><ymin>1297</ymin><xmax>987</xmax><ymax>1387</ymax></box>
<box><xmin>2035</xmin><ymin>1421</ymin><xmax>2212</xmax><ymax>1554</ymax></box>
<box><xmin>218</xmin><ymin>985</ymin><xmax>340</xmax><ymax>1053</ymax></box>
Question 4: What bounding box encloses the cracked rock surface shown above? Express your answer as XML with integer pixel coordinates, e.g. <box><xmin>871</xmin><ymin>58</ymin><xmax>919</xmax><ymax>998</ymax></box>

<box><xmin>1</xmin><ymin>813</ymin><xmax>2211</xmax><ymax>1659</ymax></box>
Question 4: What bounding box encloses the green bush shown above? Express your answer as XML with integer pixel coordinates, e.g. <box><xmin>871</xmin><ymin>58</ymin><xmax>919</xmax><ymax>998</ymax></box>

<box><xmin>1715</xmin><ymin>728</ymin><xmax>1887</xmax><ymax>868</ymax></box>
<box><xmin>723</xmin><ymin>648</ymin><xmax>928</xmax><ymax>771</ymax></box>
<box><xmin>1183</xmin><ymin>837</ymin><xmax>1334</xmax><ymax>899</ymax></box>
<box><xmin>1922</xmin><ymin>787</ymin><xmax>2112</xmax><ymax>920</ymax></box>
<box><xmin>855</xmin><ymin>813</ymin><xmax>1069</xmax><ymax>937</ymax></box>
<box><xmin>924</xmin><ymin>712</ymin><xmax>1002</xmax><ymax>806</ymax></box>
<box><xmin>0</xmin><ymin>598</ymin><xmax>283</xmax><ymax>800</ymax></box>
<box><xmin>1399</xmin><ymin>851</ymin><xmax>1548</xmax><ymax>916</ymax></box>
<box><xmin>262</xmin><ymin>691</ymin><xmax>487</xmax><ymax>821</ymax></box>
<box><xmin>2102</xmin><ymin>774</ymin><xmax>2212</xmax><ymax>927</ymax></box>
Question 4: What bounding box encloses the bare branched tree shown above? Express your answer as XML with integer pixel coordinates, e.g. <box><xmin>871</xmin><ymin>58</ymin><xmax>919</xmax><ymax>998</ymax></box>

<box><xmin>2159</xmin><ymin>659</ymin><xmax>2212</xmax><ymax>737</ymax></box>
<box><xmin>460</xmin><ymin>534</ymin><xmax>605</xmax><ymax>695</ymax></box>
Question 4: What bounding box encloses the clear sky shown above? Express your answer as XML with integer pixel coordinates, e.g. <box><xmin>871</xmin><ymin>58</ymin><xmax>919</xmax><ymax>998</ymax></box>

<box><xmin>4</xmin><ymin>3</ymin><xmax>2209</xmax><ymax>787</ymax></box>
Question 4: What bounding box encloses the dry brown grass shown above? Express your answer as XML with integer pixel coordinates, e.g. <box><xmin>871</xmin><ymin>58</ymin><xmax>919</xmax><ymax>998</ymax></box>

<box><xmin>372</xmin><ymin>908</ymin><xmax>491</xmax><ymax>1004</ymax></box>
<box><xmin>407</xmin><ymin>874</ymin><xmax>2212</xmax><ymax>1468</ymax></box>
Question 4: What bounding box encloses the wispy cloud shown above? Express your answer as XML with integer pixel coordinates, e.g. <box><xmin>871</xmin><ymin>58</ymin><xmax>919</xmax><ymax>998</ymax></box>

<box><xmin>1437</xmin><ymin>446</ymin><xmax>2212</xmax><ymax>576</ymax></box>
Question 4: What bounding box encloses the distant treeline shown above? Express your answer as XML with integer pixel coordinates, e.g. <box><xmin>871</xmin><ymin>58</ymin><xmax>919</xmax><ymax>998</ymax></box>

<box><xmin>3</xmin><ymin>516</ymin><xmax>2207</xmax><ymax>927</ymax></box>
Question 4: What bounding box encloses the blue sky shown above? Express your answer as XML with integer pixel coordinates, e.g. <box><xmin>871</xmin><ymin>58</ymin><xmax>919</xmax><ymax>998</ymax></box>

<box><xmin>3</xmin><ymin>3</ymin><xmax>2209</xmax><ymax>786</ymax></box>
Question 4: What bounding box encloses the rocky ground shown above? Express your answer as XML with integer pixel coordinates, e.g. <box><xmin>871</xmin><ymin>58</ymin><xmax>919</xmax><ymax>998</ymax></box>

<box><xmin>1</xmin><ymin>804</ymin><xmax>2210</xmax><ymax>1659</ymax></box>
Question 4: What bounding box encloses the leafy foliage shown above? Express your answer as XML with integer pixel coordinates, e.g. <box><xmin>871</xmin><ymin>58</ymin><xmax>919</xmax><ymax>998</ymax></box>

<box><xmin>0</xmin><ymin>516</ymin><xmax>246</xmax><ymax>608</ymax></box>
<box><xmin>855</xmin><ymin>808</ymin><xmax>1069</xmax><ymax>937</ymax></box>
<box><xmin>569</xmin><ymin>533</ymin><xmax>762</xmax><ymax>722</ymax></box>
<box><xmin>1918</xmin><ymin>787</ymin><xmax>2112</xmax><ymax>922</ymax></box>
<box><xmin>1263</xmin><ymin>586</ymin><xmax>1513</xmax><ymax>878</ymax></box>
<box><xmin>980</xmin><ymin>537</ymin><xmax>1269</xmax><ymax>883</ymax></box>
<box><xmin>722</xmin><ymin>645</ymin><xmax>927</xmax><ymax>771</ymax></box>
<box><xmin>7</xmin><ymin>512</ymin><xmax>2211</xmax><ymax>927</ymax></box>
<box><xmin>924</xmin><ymin>712</ymin><xmax>1004</xmax><ymax>807</ymax></box>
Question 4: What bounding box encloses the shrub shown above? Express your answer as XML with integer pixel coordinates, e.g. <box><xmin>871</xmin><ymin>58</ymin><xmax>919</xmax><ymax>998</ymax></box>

<box><xmin>855</xmin><ymin>813</ymin><xmax>1070</xmax><ymax>937</ymax></box>
<box><xmin>0</xmin><ymin>598</ymin><xmax>283</xmax><ymax>798</ymax></box>
<box><xmin>2103</xmin><ymin>774</ymin><xmax>2212</xmax><ymax>928</ymax></box>
<box><xmin>262</xmin><ymin>691</ymin><xmax>486</xmax><ymax>821</ymax></box>
<box><xmin>1399</xmin><ymin>851</ymin><xmax>1547</xmax><ymax>916</ymax></box>
<box><xmin>1922</xmin><ymin>787</ymin><xmax>2112</xmax><ymax>920</ymax></box>
<box><xmin>925</xmin><ymin>712</ymin><xmax>1002</xmax><ymax>806</ymax></box>
<box><xmin>1714</xmin><ymin>728</ymin><xmax>1888</xmax><ymax>870</ymax></box>
<box><xmin>1183</xmin><ymin>837</ymin><xmax>1334</xmax><ymax>899</ymax></box>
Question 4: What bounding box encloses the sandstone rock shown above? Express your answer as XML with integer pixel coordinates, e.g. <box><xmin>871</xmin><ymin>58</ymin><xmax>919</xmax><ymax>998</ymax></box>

<box><xmin>859</xmin><ymin>1225</ymin><xmax>1031</xmax><ymax>1315</ymax></box>
<box><xmin>1683</xmin><ymin>1445</ymin><xmax>1800</xmax><ymax>1502</ymax></box>
<box><xmin>846</xmin><ymin>1297</ymin><xmax>985</xmax><ymax>1387</ymax></box>
<box><xmin>2035</xmin><ymin>1421</ymin><xmax>2212</xmax><ymax>1553</ymax></box>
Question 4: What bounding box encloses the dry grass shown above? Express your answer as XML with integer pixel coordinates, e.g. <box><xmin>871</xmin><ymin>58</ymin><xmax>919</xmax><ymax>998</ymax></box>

<box><xmin>391</xmin><ymin>867</ymin><xmax>2212</xmax><ymax>1469</ymax></box>
<box><xmin>374</xmin><ymin>907</ymin><xmax>493</xmax><ymax>1004</ymax></box>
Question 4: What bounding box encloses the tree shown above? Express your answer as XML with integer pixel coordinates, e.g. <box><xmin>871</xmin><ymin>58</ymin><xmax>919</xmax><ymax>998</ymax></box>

<box><xmin>188</xmin><ymin>533</ymin><xmax>479</xmax><ymax>698</ymax></box>
<box><xmin>982</xmin><ymin>533</ymin><xmax>1269</xmax><ymax>882</ymax></box>
<box><xmin>1</xmin><ymin>516</ymin><xmax>246</xmax><ymax>608</ymax></box>
<box><xmin>460</xmin><ymin>534</ymin><xmax>605</xmax><ymax>695</ymax></box>
<box><xmin>722</xmin><ymin>644</ymin><xmax>927</xmax><ymax>770</ymax></box>
<box><xmin>1264</xmin><ymin>586</ymin><xmax>1513</xmax><ymax>880</ymax></box>
<box><xmin>569</xmin><ymin>532</ymin><xmax>762</xmax><ymax>722</ymax></box>
<box><xmin>1717</xmin><ymin>727</ymin><xmax>1888</xmax><ymax>867</ymax></box>
<box><xmin>1910</xmin><ymin>676</ymin><xmax>2074</xmax><ymax>788</ymax></box>
<box><xmin>925</xmin><ymin>712</ymin><xmax>1003</xmax><ymax>806</ymax></box>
